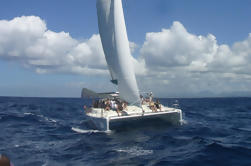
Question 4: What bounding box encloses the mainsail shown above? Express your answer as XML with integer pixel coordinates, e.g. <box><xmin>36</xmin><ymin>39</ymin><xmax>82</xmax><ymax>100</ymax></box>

<box><xmin>96</xmin><ymin>0</ymin><xmax>140</xmax><ymax>105</ymax></box>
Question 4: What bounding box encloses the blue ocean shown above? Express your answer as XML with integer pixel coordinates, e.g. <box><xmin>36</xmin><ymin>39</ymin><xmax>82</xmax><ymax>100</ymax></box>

<box><xmin>1</xmin><ymin>97</ymin><xmax>251</xmax><ymax>166</ymax></box>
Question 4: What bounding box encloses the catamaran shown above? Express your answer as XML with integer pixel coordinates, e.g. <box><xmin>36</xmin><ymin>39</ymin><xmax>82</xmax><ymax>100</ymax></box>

<box><xmin>85</xmin><ymin>0</ymin><xmax>183</xmax><ymax>131</ymax></box>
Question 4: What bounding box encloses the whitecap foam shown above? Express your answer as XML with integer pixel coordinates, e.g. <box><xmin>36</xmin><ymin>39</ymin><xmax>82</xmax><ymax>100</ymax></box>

<box><xmin>37</xmin><ymin>114</ymin><xmax>43</xmax><ymax>118</ymax></box>
<box><xmin>24</xmin><ymin>112</ymin><xmax>35</xmax><ymax>115</ymax></box>
<box><xmin>116</xmin><ymin>146</ymin><xmax>153</xmax><ymax>156</ymax></box>
<box><xmin>42</xmin><ymin>161</ymin><xmax>49</xmax><ymax>166</ymax></box>
<box><xmin>181</xmin><ymin>119</ymin><xmax>188</xmax><ymax>125</ymax></box>
<box><xmin>44</xmin><ymin>117</ymin><xmax>57</xmax><ymax>123</ymax></box>
<box><xmin>49</xmin><ymin>119</ymin><xmax>57</xmax><ymax>123</ymax></box>
<box><xmin>36</xmin><ymin>114</ymin><xmax>57</xmax><ymax>123</ymax></box>
<box><xmin>237</xmin><ymin>127</ymin><xmax>251</xmax><ymax>132</ymax></box>
<box><xmin>71</xmin><ymin>127</ymin><xmax>110</xmax><ymax>134</ymax></box>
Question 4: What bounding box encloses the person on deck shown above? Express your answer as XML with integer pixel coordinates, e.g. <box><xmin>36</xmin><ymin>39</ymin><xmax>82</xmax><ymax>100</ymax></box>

<box><xmin>122</xmin><ymin>102</ymin><xmax>128</xmax><ymax>110</ymax></box>
<box><xmin>110</xmin><ymin>100</ymin><xmax>116</xmax><ymax>110</ymax></box>
<box><xmin>155</xmin><ymin>99</ymin><xmax>161</xmax><ymax>111</ymax></box>
<box><xmin>149</xmin><ymin>92</ymin><xmax>153</xmax><ymax>102</ymax></box>
<box><xmin>140</xmin><ymin>95</ymin><xmax>144</xmax><ymax>105</ymax></box>
<box><xmin>149</xmin><ymin>101</ymin><xmax>157</xmax><ymax>112</ymax></box>
<box><xmin>116</xmin><ymin>101</ymin><xmax>123</xmax><ymax>116</ymax></box>
<box><xmin>105</xmin><ymin>99</ymin><xmax>110</xmax><ymax>111</ymax></box>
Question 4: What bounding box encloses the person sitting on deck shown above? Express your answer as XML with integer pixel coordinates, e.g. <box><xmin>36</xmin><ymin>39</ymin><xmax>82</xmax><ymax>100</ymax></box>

<box><xmin>84</xmin><ymin>105</ymin><xmax>92</xmax><ymax>113</ymax></box>
<box><xmin>105</xmin><ymin>99</ymin><xmax>110</xmax><ymax>111</ymax></box>
<box><xmin>155</xmin><ymin>99</ymin><xmax>161</xmax><ymax>111</ymax></box>
<box><xmin>122</xmin><ymin>102</ymin><xmax>128</xmax><ymax>110</ymax></box>
<box><xmin>140</xmin><ymin>95</ymin><xmax>144</xmax><ymax>105</ymax></box>
<box><xmin>116</xmin><ymin>101</ymin><xmax>123</xmax><ymax>116</ymax></box>
<box><xmin>110</xmin><ymin>100</ymin><xmax>117</xmax><ymax>110</ymax></box>
<box><xmin>149</xmin><ymin>101</ymin><xmax>157</xmax><ymax>112</ymax></box>
<box><xmin>149</xmin><ymin>92</ymin><xmax>153</xmax><ymax>102</ymax></box>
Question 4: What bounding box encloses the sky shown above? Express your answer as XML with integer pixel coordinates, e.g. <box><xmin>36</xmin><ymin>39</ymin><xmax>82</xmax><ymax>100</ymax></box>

<box><xmin>0</xmin><ymin>0</ymin><xmax>251</xmax><ymax>98</ymax></box>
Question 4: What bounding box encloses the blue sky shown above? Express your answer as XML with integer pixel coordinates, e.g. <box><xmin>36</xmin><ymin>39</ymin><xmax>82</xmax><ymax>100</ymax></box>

<box><xmin>0</xmin><ymin>0</ymin><xmax>251</xmax><ymax>97</ymax></box>
<box><xmin>2</xmin><ymin>0</ymin><xmax>250</xmax><ymax>43</ymax></box>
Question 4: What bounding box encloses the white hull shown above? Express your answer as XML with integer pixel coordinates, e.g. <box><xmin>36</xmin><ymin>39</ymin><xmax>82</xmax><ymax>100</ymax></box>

<box><xmin>86</xmin><ymin>104</ymin><xmax>183</xmax><ymax>131</ymax></box>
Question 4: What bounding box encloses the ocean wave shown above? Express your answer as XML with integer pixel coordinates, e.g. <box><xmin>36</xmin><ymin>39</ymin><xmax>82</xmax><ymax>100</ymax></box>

<box><xmin>180</xmin><ymin>119</ymin><xmax>188</xmax><ymax>125</ymax></box>
<box><xmin>205</xmin><ymin>142</ymin><xmax>251</xmax><ymax>154</ymax></box>
<box><xmin>115</xmin><ymin>146</ymin><xmax>153</xmax><ymax>156</ymax></box>
<box><xmin>24</xmin><ymin>112</ymin><xmax>35</xmax><ymax>116</ymax></box>
<box><xmin>71</xmin><ymin>127</ymin><xmax>110</xmax><ymax>134</ymax></box>
<box><xmin>231</xmin><ymin>127</ymin><xmax>251</xmax><ymax>133</ymax></box>
<box><xmin>24</xmin><ymin>112</ymin><xmax>57</xmax><ymax>123</ymax></box>
<box><xmin>0</xmin><ymin>114</ymin><xmax>37</xmax><ymax>123</ymax></box>
<box><xmin>1</xmin><ymin>97</ymin><xmax>251</xmax><ymax>165</ymax></box>
<box><xmin>37</xmin><ymin>114</ymin><xmax>57</xmax><ymax>123</ymax></box>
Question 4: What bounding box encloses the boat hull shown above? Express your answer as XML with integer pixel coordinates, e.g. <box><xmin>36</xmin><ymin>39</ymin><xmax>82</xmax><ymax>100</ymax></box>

<box><xmin>86</xmin><ymin>107</ymin><xmax>183</xmax><ymax>131</ymax></box>
<box><xmin>109</xmin><ymin>110</ymin><xmax>182</xmax><ymax>130</ymax></box>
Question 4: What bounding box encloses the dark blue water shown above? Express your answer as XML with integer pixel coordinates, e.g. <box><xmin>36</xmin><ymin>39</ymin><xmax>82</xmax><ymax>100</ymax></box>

<box><xmin>1</xmin><ymin>97</ymin><xmax>251</xmax><ymax>166</ymax></box>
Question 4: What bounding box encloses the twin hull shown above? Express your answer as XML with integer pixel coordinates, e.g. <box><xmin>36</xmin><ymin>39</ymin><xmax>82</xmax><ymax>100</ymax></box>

<box><xmin>86</xmin><ymin>107</ymin><xmax>183</xmax><ymax>131</ymax></box>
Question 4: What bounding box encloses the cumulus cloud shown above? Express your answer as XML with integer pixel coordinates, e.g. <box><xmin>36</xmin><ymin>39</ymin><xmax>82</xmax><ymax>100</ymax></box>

<box><xmin>141</xmin><ymin>22</ymin><xmax>214</xmax><ymax>71</ymax></box>
<box><xmin>0</xmin><ymin>16</ymin><xmax>108</xmax><ymax>75</ymax></box>
<box><xmin>0</xmin><ymin>16</ymin><xmax>146</xmax><ymax>77</ymax></box>
<box><xmin>138</xmin><ymin>21</ymin><xmax>251</xmax><ymax>96</ymax></box>
<box><xmin>1</xmin><ymin>16</ymin><xmax>251</xmax><ymax>97</ymax></box>
<box><xmin>140</xmin><ymin>21</ymin><xmax>251</xmax><ymax>75</ymax></box>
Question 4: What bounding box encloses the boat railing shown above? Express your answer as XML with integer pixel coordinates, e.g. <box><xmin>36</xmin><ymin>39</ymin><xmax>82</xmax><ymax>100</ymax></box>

<box><xmin>108</xmin><ymin>107</ymin><xmax>179</xmax><ymax>119</ymax></box>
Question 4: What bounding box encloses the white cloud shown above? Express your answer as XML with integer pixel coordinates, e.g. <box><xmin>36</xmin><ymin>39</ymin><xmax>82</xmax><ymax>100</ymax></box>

<box><xmin>138</xmin><ymin>21</ymin><xmax>251</xmax><ymax>97</ymax></box>
<box><xmin>0</xmin><ymin>16</ymin><xmax>108</xmax><ymax>75</ymax></box>
<box><xmin>1</xmin><ymin>16</ymin><xmax>251</xmax><ymax>97</ymax></box>
<box><xmin>140</xmin><ymin>21</ymin><xmax>216</xmax><ymax>70</ymax></box>
<box><xmin>140</xmin><ymin>21</ymin><xmax>251</xmax><ymax>76</ymax></box>
<box><xmin>0</xmin><ymin>16</ymin><xmax>145</xmax><ymax>77</ymax></box>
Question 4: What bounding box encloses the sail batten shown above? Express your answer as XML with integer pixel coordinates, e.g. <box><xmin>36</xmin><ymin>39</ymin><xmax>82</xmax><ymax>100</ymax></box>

<box><xmin>96</xmin><ymin>0</ymin><xmax>140</xmax><ymax>105</ymax></box>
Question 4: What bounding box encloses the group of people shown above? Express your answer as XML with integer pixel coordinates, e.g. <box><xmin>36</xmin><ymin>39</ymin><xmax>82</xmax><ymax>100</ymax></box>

<box><xmin>93</xmin><ymin>98</ymin><xmax>128</xmax><ymax>116</ymax></box>
<box><xmin>84</xmin><ymin>92</ymin><xmax>162</xmax><ymax>116</ymax></box>
<box><xmin>140</xmin><ymin>92</ymin><xmax>153</xmax><ymax>104</ymax></box>
<box><xmin>149</xmin><ymin>99</ymin><xmax>162</xmax><ymax>112</ymax></box>
<box><xmin>140</xmin><ymin>93</ymin><xmax>162</xmax><ymax>112</ymax></box>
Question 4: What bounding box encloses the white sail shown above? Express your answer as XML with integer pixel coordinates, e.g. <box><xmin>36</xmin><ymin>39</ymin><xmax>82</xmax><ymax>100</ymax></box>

<box><xmin>96</xmin><ymin>0</ymin><xmax>140</xmax><ymax>105</ymax></box>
